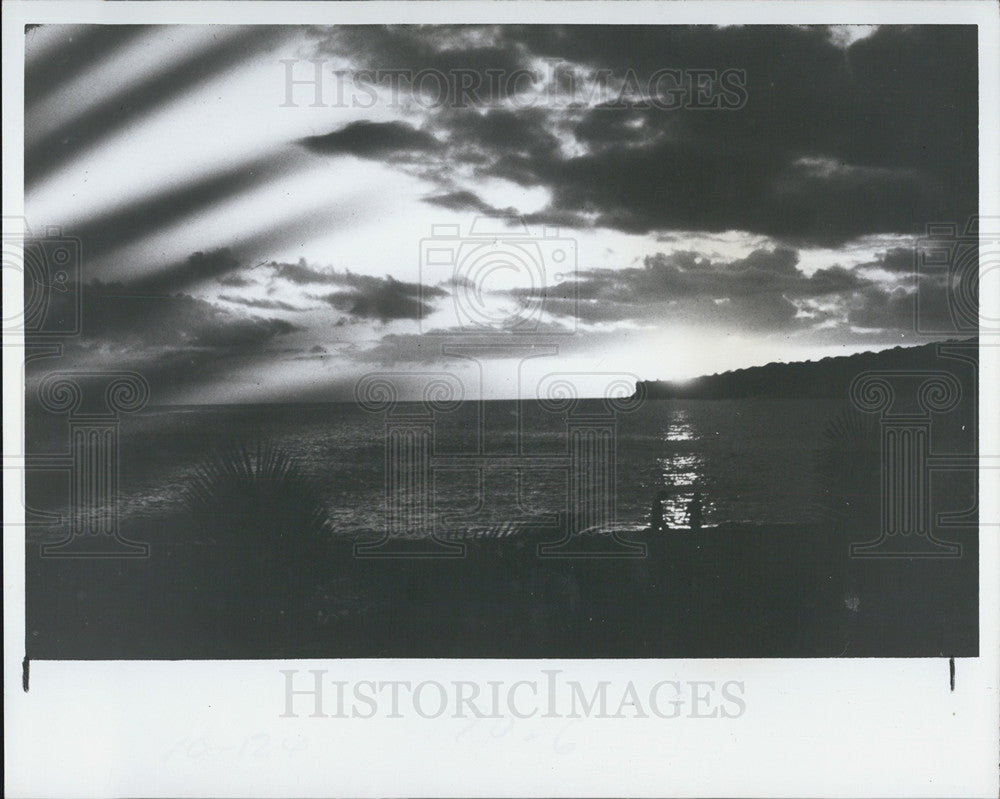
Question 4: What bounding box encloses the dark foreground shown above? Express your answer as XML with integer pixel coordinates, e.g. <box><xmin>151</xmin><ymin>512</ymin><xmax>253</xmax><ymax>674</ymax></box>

<box><xmin>26</xmin><ymin>521</ymin><xmax>978</xmax><ymax>660</ymax></box>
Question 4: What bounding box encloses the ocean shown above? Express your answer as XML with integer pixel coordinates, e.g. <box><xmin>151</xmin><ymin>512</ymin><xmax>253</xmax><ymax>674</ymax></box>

<box><xmin>26</xmin><ymin>397</ymin><xmax>853</xmax><ymax>540</ymax></box>
<box><xmin>23</xmin><ymin>395</ymin><xmax>980</xmax><ymax>660</ymax></box>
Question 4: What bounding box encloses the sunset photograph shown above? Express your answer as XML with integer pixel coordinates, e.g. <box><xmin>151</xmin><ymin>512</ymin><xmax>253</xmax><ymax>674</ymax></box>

<box><xmin>18</xmin><ymin>22</ymin><xmax>981</xmax><ymax>660</ymax></box>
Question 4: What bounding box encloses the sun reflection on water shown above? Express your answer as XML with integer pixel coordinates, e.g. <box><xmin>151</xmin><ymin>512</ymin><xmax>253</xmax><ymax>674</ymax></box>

<box><xmin>663</xmin><ymin>409</ymin><xmax>695</xmax><ymax>442</ymax></box>
<box><xmin>656</xmin><ymin>449</ymin><xmax>710</xmax><ymax>527</ymax></box>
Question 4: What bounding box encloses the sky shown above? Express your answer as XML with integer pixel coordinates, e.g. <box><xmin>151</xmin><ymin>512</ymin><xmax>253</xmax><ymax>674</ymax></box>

<box><xmin>23</xmin><ymin>24</ymin><xmax>978</xmax><ymax>403</ymax></box>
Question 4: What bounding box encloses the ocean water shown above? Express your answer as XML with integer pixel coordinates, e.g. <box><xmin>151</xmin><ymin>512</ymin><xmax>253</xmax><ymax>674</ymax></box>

<box><xmin>26</xmin><ymin>398</ymin><xmax>849</xmax><ymax>539</ymax></box>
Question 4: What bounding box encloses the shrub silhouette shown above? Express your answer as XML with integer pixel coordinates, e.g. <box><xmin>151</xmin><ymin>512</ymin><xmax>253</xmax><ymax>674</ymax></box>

<box><xmin>182</xmin><ymin>442</ymin><xmax>333</xmax><ymax>646</ymax></box>
<box><xmin>186</xmin><ymin>442</ymin><xmax>328</xmax><ymax>535</ymax></box>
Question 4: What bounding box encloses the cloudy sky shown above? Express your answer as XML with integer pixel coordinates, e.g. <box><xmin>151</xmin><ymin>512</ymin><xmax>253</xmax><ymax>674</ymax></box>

<box><xmin>24</xmin><ymin>24</ymin><xmax>977</xmax><ymax>403</ymax></box>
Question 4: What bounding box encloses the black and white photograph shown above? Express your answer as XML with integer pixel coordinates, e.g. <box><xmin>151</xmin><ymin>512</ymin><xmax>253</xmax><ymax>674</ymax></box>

<box><xmin>4</xmin><ymin>2</ymin><xmax>999</xmax><ymax>797</ymax></box>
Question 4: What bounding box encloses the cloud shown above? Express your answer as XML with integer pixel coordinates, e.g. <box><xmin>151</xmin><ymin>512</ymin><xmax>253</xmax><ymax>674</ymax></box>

<box><xmin>861</xmin><ymin>246</ymin><xmax>914</xmax><ymax>273</ymax></box>
<box><xmin>422</xmin><ymin>189</ymin><xmax>525</xmax><ymax>219</ymax></box>
<box><xmin>72</xmin><ymin>281</ymin><xmax>297</xmax><ymax>347</ymax></box>
<box><xmin>504</xmin><ymin>247</ymin><xmax>886</xmax><ymax>331</ymax></box>
<box><xmin>423</xmin><ymin>190</ymin><xmax>504</xmax><ymax>213</ymax></box>
<box><xmin>262</xmin><ymin>259</ymin><xmax>450</xmax><ymax>322</ymax></box>
<box><xmin>307</xmin><ymin>25</ymin><xmax>527</xmax><ymax>103</ymax></box>
<box><xmin>23</xmin><ymin>25</ymin><xmax>976</xmax><ymax>404</ymax></box>
<box><xmin>27</xmin><ymin>280</ymin><xmax>301</xmax><ymax>401</ymax></box>
<box><xmin>219</xmin><ymin>294</ymin><xmax>302</xmax><ymax>312</ymax></box>
<box><xmin>438</xmin><ymin>107</ymin><xmax>560</xmax><ymax>158</ymax></box>
<box><xmin>301</xmin><ymin>25</ymin><xmax>976</xmax><ymax>247</ymax></box>
<box><xmin>266</xmin><ymin>259</ymin><xmax>342</xmax><ymax>285</ymax></box>
<box><xmin>347</xmin><ymin>328</ymin><xmax>579</xmax><ymax>365</ymax></box>
<box><xmin>218</xmin><ymin>273</ymin><xmax>256</xmax><ymax>287</ymax></box>
<box><xmin>556</xmin><ymin>248</ymin><xmax>861</xmax><ymax>299</ymax></box>
<box><xmin>421</xmin><ymin>189</ymin><xmax>591</xmax><ymax>229</ymax></box>
<box><xmin>845</xmin><ymin>276</ymin><xmax>961</xmax><ymax>335</ymax></box>
<box><xmin>572</xmin><ymin>105</ymin><xmax>668</xmax><ymax>150</ymax></box>
<box><xmin>298</xmin><ymin>120</ymin><xmax>440</xmax><ymax>158</ymax></box>
<box><xmin>317</xmin><ymin>275</ymin><xmax>446</xmax><ymax>322</ymax></box>
<box><xmin>127</xmin><ymin>248</ymin><xmax>243</xmax><ymax>295</ymax></box>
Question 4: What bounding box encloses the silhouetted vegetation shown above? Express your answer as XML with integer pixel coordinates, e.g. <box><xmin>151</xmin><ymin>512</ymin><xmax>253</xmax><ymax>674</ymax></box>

<box><xmin>183</xmin><ymin>441</ymin><xmax>330</xmax><ymax>549</ymax></box>
<box><xmin>181</xmin><ymin>442</ymin><xmax>335</xmax><ymax>648</ymax></box>
<box><xmin>638</xmin><ymin>339</ymin><xmax>977</xmax><ymax>399</ymax></box>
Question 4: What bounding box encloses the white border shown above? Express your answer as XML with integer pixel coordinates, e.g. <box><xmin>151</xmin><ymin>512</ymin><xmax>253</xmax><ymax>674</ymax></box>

<box><xmin>4</xmin><ymin>3</ymin><xmax>998</xmax><ymax>797</ymax></box>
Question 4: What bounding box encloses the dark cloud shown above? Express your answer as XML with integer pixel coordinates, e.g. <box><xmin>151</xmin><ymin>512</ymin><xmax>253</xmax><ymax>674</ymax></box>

<box><xmin>522</xmin><ymin>243</ymin><xmax>957</xmax><ymax>337</ymax></box>
<box><xmin>553</xmin><ymin>247</ymin><xmax>867</xmax><ymax>302</ymax></box>
<box><xmin>27</xmin><ymin>279</ymin><xmax>300</xmax><ymax>401</ymax></box>
<box><xmin>188</xmin><ymin>314</ymin><xmax>296</xmax><ymax>349</ymax></box>
<box><xmin>349</xmin><ymin>330</ymin><xmax>572</xmax><ymax>365</ymax></box>
<box><xmin>490</xmin><ymin>134</ymin><xmax>945</xmax><ymax>246</ymax></box>
<box><xmin>348</xmin><ymin>332</ymin><xmax>442</xmax><ymax>365</ymax></box>
<box><xmin>218</xmin><ymin>273</ymin><xmax>256</xmax><ymax>287</ymax></box>
<box><xmin>71</xmin><ymin>281</ymin><xmax>296</xmax><ymax>346</ymax></box>
<box><xmin>422</xmin><ymin>189</ymin><xmax>589</xmax><ymax>229</ymax></box>
<box><xmin>424</xmin><ymin>190</ymin><xmax>496</xmax><ymax>212</ymax></box>
<box><xmin>298</xmin><ymin>121</ymin><xmax>440</xmax><ymax>158</ymax></box>
<box><xmin>422</xmin><ymin>189</ymin><xmax>516</xmax><ymax>216</ymax></box>
<box><xmin>307</xmin><ymin>25</ymin><xmax>528</xmax><ymax>103</ymax></box>
<box><xmin>864</xmin><ymin>246</ymin><xmax>915</xmax><ymax>273</ymax></box>
<box><xmin>91</xmin><ymin>197</ymin><xmax>356</xmax><ymax>292</ymax></box>
<box><xmin>501</xmin><ymin>24</ymin><xmax>973</xmax><ymax>182</ymax></box>
<box><xmin>318</xmin><ymin>275</ymin><xmax>446</xmax><ymax>322</ymax></box>
<box><xmin>438</xmin><ymin>107</ymin><xmax>560</xmax><ymax>158</ymax></box>
<box><xmin>848</xmin><ymin>286</ymin><xmax>917</xmax><ymax>331</ymax></box>
<box><xmin>303</xmin><ymin>25</ymin><xmax>976</xmax><ymax>247</ymax></box>
<box><xmin>801</xmin><ymin>264</ymin><xmax>870</xmax><ymax>296</ymax></box>
<box><xmin>846</xmin><ymin>276</ymin><xmax>961</xmax><ymax>336</ymax></box>
<box><xmin>266</xmin><ymin>259</ymin><xmax>342</xmax><ymax>285</ymax></box>
<box><xmin>262</xmin><ymin>260</ymin><xmax>449</xmax><ymax>322</ymax></box>
<box><xmin>128</xmin><ymin>248</ymin><xmax>242</xmax><ymax>295</ymax></box>
<box><xmin>511</xmin><ymin>247</ymin><xmax>879</xmax><ymax>331</ymax></box>
<box><xmin>572</xmin><ymin>105</ymin><xmax>668</xmax><ymax>150</ymax></box>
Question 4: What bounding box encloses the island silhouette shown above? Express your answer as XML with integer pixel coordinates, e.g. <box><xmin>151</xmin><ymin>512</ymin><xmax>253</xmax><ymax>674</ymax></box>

<box><xmin>636</xmin><ymin>338</ymin><xmax>977</xmax><ymax>400</ymax></box>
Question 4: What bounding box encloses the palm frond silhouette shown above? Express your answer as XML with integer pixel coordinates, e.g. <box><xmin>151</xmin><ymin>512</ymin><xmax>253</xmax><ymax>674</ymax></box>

<box><xmin>184</xmin><ymin>441</ymin><xmax>330</xmax><ymax>555</ymax></box>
